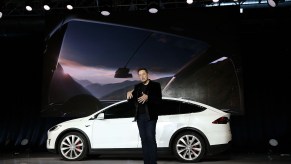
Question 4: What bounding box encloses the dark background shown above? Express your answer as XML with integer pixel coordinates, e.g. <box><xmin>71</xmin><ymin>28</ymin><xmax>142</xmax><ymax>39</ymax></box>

<box><xmin>0</xmin><ymin>6</ymin><xmax>290</xmax><ymax>155</ymax></box>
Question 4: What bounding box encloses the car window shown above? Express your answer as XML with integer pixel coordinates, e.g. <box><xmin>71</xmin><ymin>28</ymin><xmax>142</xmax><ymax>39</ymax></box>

<box><xmin>159</xmin><ymin>100</ymin><xmax>180</xmax><ymax>116</ymax></box>
<box><xmin>104</xmin><ymin>102</ymin><xmax>135</xmax><ymax>119</ymax></box>
<box><xmin>179</xmin><ymin>102</ymin><xmax>206</xmax><ymax>114</ymax></box>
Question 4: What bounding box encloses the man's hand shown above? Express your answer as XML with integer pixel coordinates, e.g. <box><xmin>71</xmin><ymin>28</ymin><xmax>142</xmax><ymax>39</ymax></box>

<box><xmin>127</xmin><ymin>90</ymin><xmax>134</xmax><ymax>99</ymax></box>
<box><xmin>138</xmin><ymin>92</ymin><xmax>148</xmax><ymax>104</ymax></box>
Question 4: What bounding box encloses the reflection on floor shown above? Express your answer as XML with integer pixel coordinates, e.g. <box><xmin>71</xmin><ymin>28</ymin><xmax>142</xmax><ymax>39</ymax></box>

<box><xmin>0</xmin><ymin>151</ymin><xmax>291</xmax><ymax>164</ymax></box>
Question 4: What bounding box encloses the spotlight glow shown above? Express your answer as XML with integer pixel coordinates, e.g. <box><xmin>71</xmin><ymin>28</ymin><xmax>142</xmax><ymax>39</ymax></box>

<box><xmin>43</xmin><ymin>5</ymin><xmax>50</xmax><ymax>11</ymax></box>
<box><xmin>149</xmin><ymin>8</ymin><xmax>158</xmax><ymax>14</ymax></box>
<box><xmin>267</xmin><ymin>0</ymin><xmax>278</xmax><ymax>7</ymax></box>
<box><xmin>66</xmin><ymin>5</ymin><xmax>73</xmax><ymax>10</ymax></box>
<box><xmin>186</xmin><ymin>0</ymin><xmax>194</xmax><ymax>4</ymax></box>
<box><xmin>26</xmin><ymin>6</ymin><xmax>32</xmax><ymax>11</ymax></box>
<box><xmin>269</xmin><ymin>139</ymin><xmax>278</xmax><ymax>146</ymax></box>
<box><xmin>101</xmin><ymin>11</ymin><xmax>110</xmax><ymax>16</ymax></box>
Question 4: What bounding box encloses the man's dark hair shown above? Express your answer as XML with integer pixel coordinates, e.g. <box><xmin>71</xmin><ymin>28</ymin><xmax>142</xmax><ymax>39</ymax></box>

<box><xmin>137</xmin><ymin>67</ymin><xmax>148</xmax><ymax>73</ymax></box>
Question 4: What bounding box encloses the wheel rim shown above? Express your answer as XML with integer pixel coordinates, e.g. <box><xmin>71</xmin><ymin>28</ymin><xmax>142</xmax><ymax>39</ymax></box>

<box><xmin>176</xmin><ymin>134</ymin><xmax>202</xmax><ymax>161</ymax></box>
<box><xmin>60</xmin><ymin>134</ymin><xmax>84</xmax><ymax>159</ymax></box>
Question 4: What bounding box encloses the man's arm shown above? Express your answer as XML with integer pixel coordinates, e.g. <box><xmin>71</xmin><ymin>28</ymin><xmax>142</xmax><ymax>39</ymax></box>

<box><xmin>127</xmin><ymin>89</ymin><xmax>134</xmax><ymax>99</ymax></box>
<box><xmin>127</xmin><ymin>85</ymin><xmax>138</xmax><ymax>103</ymax></box>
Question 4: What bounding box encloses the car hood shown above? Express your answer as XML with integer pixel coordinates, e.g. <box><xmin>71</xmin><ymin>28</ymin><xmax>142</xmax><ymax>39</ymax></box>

<box><xmin>61</xmin><ymin>117</ymin><xmax>86</xmax><ymax>125</ymax></box>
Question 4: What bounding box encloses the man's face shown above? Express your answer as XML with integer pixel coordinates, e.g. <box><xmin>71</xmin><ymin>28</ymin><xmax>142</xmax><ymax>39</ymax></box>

<box><xmin>138</xmin><ymin>70</ymin><xmax>149</xmax><ymax>83</ymax></box>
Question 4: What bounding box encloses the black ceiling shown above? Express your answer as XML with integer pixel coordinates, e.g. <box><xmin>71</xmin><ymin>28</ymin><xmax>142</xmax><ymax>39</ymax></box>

<box><xmin>1</xmin><ymin>0</ymin><xmax>291</xmax><ymax>17</ymax></box>
<box><xmin>0</xmin><ymin>0</ymin><xmax>291</xmax><ymax>38</ymax></box>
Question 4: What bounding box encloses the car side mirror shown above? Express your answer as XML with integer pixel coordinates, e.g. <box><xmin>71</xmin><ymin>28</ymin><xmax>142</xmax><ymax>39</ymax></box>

<box><xmin>96</xmin><ymin>113</ymin><xmax>105</xmax><ymax>120</ymax></box>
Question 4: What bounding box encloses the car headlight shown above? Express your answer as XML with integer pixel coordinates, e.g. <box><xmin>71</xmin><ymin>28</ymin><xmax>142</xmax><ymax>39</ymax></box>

<box><xmin>48</xmin><ymin>125</ymin><xmax>62</xmax><ymax>132</ymax></box>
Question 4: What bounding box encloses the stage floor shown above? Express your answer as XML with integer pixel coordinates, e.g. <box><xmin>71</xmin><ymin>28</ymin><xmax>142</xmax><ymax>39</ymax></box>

<box><xmin>1</xmin><ymin>152</ymin><xmax>291</xmax><ymax>164</ymax></box>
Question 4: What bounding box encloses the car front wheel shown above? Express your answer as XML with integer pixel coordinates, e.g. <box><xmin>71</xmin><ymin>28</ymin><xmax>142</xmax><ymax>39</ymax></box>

<box><xmin>172</xmin><ymin>131</ymin><xmax>206</xmax><ymax>163</ymax></box>
<box><xmin>58</xmin><ymin>132</ymin><xmax>88</xmax><ymax>161</ymax></box>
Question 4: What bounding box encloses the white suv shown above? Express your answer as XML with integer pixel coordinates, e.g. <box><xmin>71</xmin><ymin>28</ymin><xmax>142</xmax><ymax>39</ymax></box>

<box><xmin>46</xmin><ymin>97</ymin><xmax>232</xmax><ymax>162</ymax></box>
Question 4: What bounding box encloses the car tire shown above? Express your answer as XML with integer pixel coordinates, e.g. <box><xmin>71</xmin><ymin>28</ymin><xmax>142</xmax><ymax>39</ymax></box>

<box><xmin>172</xmin><ymin>131</ymin><xmax>206</xmax><ymax>163</ymax></box>
<box><xmin>58</xmin><ymin>132</ymin><xmax>88</xmax><ymax>161</ymax></box>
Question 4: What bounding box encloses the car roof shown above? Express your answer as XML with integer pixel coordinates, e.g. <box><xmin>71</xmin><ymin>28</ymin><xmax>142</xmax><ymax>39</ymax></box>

<box><xmin>87</xmin><ymin>97</ymin><xmax>220</xmax><ymax>117</ymax></box>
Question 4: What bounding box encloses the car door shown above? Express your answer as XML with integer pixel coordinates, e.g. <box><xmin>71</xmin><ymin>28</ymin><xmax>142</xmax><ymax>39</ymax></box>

<box><xmin>137</xmin><ymin>99</ymin><xmax>190</xmax><ymax>148</ymax></box>
<box><xmin>91</xmin><ymin>102</ymin><xmax>139</xmax><ymax>148</ymax></box>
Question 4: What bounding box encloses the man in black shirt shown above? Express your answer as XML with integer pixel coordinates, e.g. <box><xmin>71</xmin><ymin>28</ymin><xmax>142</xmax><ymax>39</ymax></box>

<box><xmin>127</xmin><ymin>68</ymin><xmax>162</xmax><ymax>164</ymax></box>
